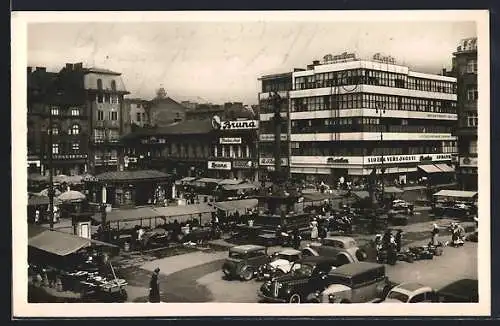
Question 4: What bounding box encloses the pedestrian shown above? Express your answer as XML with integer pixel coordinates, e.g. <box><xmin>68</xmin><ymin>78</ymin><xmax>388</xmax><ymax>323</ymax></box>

<box><xmin>395</xmin><ymin>229</ymin><xmax>403</xmax><ymax>252</ymax></box>
<box><xmin>293</xmin><ymin>228</ymin><xmax>301</xmax><ymax>249</ymax></box>
<box><xmin>149</xmin><ymin>267</ymin><xmax>161</xmax><ymax>303</ymax></box>
<box><xmin>310</xmin><ymin>218</ymin><xmax>319</xmax><ymax>241</ymax></box>
<box><xmin>431</xmin><ymin>223</ymin><xmax>440</xmax><ymax>246</ymax></box>
<box><xmin>34</xmin><ymin>209</ymin><xmax>40</xmax><ymax>224</ymax></box>
<box><xmin>382</xmin><ymin>229</ymin><xmax>392</xmax><ymax>250</ymax></box>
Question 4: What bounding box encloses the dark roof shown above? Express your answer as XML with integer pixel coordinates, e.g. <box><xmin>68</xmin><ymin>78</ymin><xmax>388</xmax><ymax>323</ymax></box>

<box><xmin>122</xmin><ymin>119</ymin><xmax>214</xmax><ymax>140</ymax></box>
<box><xmin>93</xmin><ymin>207</ymin><xmax>162</xmax><ymax>223</ymax></box>
<box><xmin>330</xmin><ymin>262</ymin><xmax>384</xmax><ymax>276</ymax></box>
<box><xmin>300</xmin><ymin>256</ymin><xmax>339</xmax><ymax>265</ymax></box>
<box><xmin>85</xmin><ymin>67</ymin><xmax>121</xmax><ymax>75</ymax></box>
<box><xmin>28</xmin><ymin>225</ymin><xmax>91</xmax><ymax>256</ymax></box>
<box><xmin>28</xmin><ymin>69</ymin><xmax>58</xmax><ymax>93</ymax></box>
<box><xmin>213</xmin><ymin>199</ymin><xmax>258</xmax><ymax>212</ymax></box>
<box><xmin>94</xmin><ymin>170</ymin><xmax>171</xmax><ymax>182</ymax></box>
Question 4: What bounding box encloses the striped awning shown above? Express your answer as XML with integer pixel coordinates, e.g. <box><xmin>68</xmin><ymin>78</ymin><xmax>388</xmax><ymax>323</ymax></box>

<box><xmin>418</xmin><ymin>164</ymin><xmax>442</xmax><ymax>174</ymax></box>
<box><xmin>435</xmin><ymin>164</ymin><xmax>455</xmax><ymax>173</ymax></box>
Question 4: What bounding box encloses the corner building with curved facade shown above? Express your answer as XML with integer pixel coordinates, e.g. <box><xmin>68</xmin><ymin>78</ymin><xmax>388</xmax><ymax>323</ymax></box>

<box><xmin>286</xmin><ymin>58</ymin><xmax>458</xmax><ymax>185</ymax></box>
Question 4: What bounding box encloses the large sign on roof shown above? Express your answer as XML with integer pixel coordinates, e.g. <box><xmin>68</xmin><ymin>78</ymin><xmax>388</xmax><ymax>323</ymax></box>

<box><xmin>212</xmin><ymin>115</ymin><xmax>259</xmax><ymax>131</ymax></box>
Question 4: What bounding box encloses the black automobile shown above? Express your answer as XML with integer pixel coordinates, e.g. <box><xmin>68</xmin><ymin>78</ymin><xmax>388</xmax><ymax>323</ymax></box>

<box><xmin>257</xmin><ymin>256</ymin><xmax>342</xmax><ymax>303</ymax></box>
<box><xmin>436</xmin><ymin>279</ymin><xmax>478</xmax><ymax>302</ymax></box>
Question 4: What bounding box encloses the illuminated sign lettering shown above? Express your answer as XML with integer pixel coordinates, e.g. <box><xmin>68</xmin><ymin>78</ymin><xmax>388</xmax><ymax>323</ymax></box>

<box><xmin>208</xmin><ymin>161</ymin><xmax>231</xmax><ymax>170</ymax></box>
<box><xmin>219</xmin><ymin>137</ymin><xmax>242</xmax><ymax>144</ymax></box>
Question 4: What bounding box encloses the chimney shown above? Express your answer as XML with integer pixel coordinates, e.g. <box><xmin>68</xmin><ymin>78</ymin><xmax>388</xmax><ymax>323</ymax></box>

<box><xmin>442</xmin><ymin>68</ymin><xmax>447</xmax><ymax>76</ymax></box>
<box><xmin>313</xmin><ymin>60</ymin><xmax>320</xmax><ymax>66</ymax></box>
<box><xmin>36</xmin><ymin>67</ymin><xmax>46</xmax><ymax>72</ymax></box>
<box><xmin>66</xmin><ymin>63</ymin><xmax>73</xmax><ymax>70</ymax></box>
<box><xmin>307</xmin><ymin>64</ymin><xmax>314</xmax><ymax>70</ymax></box>
<box><xmin>27</xmin><ymin>67</ymin><xmax>32</xmax><ymax>74</ymax></box>
<box><xmin>74</xmin><ymin>62</ymin><xmax>83</xmax><ymax>70</ymax></box>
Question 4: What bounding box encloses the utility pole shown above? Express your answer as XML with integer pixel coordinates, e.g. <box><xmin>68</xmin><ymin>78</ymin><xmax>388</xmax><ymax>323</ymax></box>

<box><xmin>271</xmin><ymin>91</ymin><xmax>283</xmax><ymax>180</ymax></box>
<box><xmin>48</xmin><ymin>109</ymin><xmax>55</xmax><ymax>230</ymax></box>
<box><xmin>376</xmin><ymin>105</ymin><xmax>386</xmax><ymax>206</ymax></box>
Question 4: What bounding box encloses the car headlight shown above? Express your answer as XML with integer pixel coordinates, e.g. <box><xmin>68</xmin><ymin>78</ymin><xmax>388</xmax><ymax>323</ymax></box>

<box><xmin>328</xmin><ymin>294</ymin><xmax>335</xmax><ymax>303</ymax></box>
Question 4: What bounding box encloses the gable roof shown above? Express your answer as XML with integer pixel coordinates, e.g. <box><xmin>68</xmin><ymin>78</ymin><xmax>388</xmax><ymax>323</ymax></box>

<box><xmin>122</xmin><ymin>119</ymin><xmax>214</xmax><ymax>139</ymax></box>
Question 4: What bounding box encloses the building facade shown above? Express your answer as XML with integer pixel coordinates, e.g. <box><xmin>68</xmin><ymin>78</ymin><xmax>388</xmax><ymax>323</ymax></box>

<box><xmin>257</xmin><ymin>72</ymin><xmax>293</xmax><ymax>181</ymax></box>
<box><xmin>28</xmin><ymin>65</ymin><xmax>91</xmax><ymax>176</ymax></box>
<box><xmin>452</xmin><ymin>38</ymin><xmax>478</xmax><ymax>191</ymax></box>
<box><xmin>148</xmin><ymin>97</ymin><xmax>187</xmax><ymax>127</ymax></box>
<box><xmin>123</xmin><ymin>98</ymin><xmax>149</xmax><ymax>134</ymax></box>
<box><xmin>268</xmin><ymin>53</ymin><xmax>458</xmax><ymax>186</ymax></box>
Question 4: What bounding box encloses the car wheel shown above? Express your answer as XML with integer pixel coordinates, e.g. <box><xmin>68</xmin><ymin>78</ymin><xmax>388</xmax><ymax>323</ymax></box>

<box><xmin>240</xmin><ymin>266</ymin><xmax>254</xmax><ymax>281</ymax></box>
<box><xmin>289</xmin><ymin>293</ymin><xmax>301</xmax><ymax>303</ymax></box>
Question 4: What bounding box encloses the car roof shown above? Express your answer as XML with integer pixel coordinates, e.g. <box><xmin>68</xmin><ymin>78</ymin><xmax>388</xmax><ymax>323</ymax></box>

<box><xmin>437</xmin><ymin>279</ymin><xmax>478</xmax><ymax>299</ymax></box>
<box><xmin>278</xmin><ymin>249</ymin><xmax>301</xmax><ymax>255</ymax></box>
<box><xmin>324</xmin><ymin>236</ymin><xmax>355</xmax><ymax>243</ymax></box>
<box><xmin>330</xmin><ymin>262</ymin><xmax>384</xmax><ymax>276</ymax></box>
<box><xmin>230</xmin><ymin>244</ymin><xmax>266</xmax><ymax>253</ymax></box>
<box><xmin>392</xmin><ymin>282</ymin><xmax>433</xmax><ymax>294</ymax></box>
<box><xmin>299</xmin><ymin>256</ymin><xmax>339</xmax><ymax>265</ymax></box>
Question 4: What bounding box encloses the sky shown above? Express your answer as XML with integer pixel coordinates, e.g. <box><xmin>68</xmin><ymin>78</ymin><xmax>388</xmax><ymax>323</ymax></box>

<box><xmin>28</xmin><ymin>20</ymin><xmax>476</xmax><ymax>105</ymax></box>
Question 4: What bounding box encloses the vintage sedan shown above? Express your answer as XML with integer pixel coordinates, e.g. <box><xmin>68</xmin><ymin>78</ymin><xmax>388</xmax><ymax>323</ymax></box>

<box><xmin>302</xmin><ymin>236</ymin><xmax>367</xmax><ymax>264</ymax></box>
<box><xmin>310</xmin><ymin>262</ymin><xmax>393</xmax><ymax>303</ymax></box>
<box><xmin>258</xmin><ymin>256</ymin><xmax>342</xmax><ymax>303</ymax></box>
<box><xmin>222</xmin><ymin>245</ymin><xmax>269</xmax><ymax>281</ymax></box>
<box><xmin>383</xmin><ymin>282</ymin><xmax>437</xmax><ymax>303</ymax></box>
<box><xmin>257</xmin><ymin>249</ymin><xmax>302</xmax><ymax>280</ymax></box>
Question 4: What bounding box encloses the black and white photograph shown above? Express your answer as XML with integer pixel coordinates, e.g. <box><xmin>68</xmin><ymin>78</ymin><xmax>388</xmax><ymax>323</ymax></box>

<box><xmin>12</xmin><ymin>10</ymin><xmax>490</xmax><ymax>317</ymax></box>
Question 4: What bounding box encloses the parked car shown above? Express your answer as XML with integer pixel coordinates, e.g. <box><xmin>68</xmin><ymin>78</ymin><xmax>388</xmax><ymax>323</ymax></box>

<box><xmin>392</xmin><ymin>199</ymin><xmax>414</xmax><ymax>211</ymax></box>
<box><xmin>257</xmin><ymin>249</ymin><xmax>302</xmax><ymax>280</ymax></box>
<box><xmin>435</xmin><ymin>279</ymin><xmax>478</xmax><ymax>302</ymax></box>
<box><xmin>310</xmin><ymin>262</ymin><xmax>393</xmax><ymax>303</ymax></box>
<box><xmin>383</xmin><ymin>282</ymin><xmax>437</xmax><ymax>303</ymax></box>
<box><xmin>302</xmin><ymin>236</ymin><xmax>367</xmax><ymax>264</ymax></box>
<box><xmin>222</xmin><ymin>245</ymin><xmax>269</xmax><ymax>281</ymax></box>
<box><xmin>257</xmin><ymin>256</ymin><xmax>342</xmax><ymax>303</ymax></box>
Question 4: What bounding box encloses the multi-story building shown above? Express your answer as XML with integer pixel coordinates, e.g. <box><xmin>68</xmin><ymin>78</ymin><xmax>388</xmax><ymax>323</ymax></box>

<box><xmin>148</xmin><ymin>96</ymin><xmax>187</xmax><ymax>127</ymax></box>
<box><xmin>452</xmin><ymin>38</ymin><xmax>478</xmax><ymax>191</ymax></box>
<box><xmin>123</xmin><ymin>98</ymin><xmax>149</xmax><ymax>133</ymax></box>
<box><xmin>268</xmin><ymin>53</ymin><xmax>458</xmax><ymax>186</ymax></box>
<box><xmin>28</xmin><ymin>65</ymin><xmax>90</xmax><ymax>176</ymax></box>
<box><xmin>257</xmin><ymin>72</ymin><xmax>293</xmax><ymax>181</ymax></box>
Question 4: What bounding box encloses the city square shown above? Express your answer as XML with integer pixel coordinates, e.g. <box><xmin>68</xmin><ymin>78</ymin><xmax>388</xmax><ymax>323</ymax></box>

<box><xmin>22</xmin><ymin>17</ymin><xmax>480</xmax><ymax>308</ymax></box>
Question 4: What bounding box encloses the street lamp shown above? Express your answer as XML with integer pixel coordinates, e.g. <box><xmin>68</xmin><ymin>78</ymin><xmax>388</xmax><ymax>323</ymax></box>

<box><xmin>42</xmin><ymin>108</ymin><xmax>55</xmax><ymax>230</ymax></box>
<box><xmin>375</xmin><ymin>104</ymin><xmax>386</xmax><ymax>204</ymax></box>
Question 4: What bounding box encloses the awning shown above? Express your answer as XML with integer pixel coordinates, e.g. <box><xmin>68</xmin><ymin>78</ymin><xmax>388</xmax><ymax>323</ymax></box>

<box><xmin>28</xmin><ymin>195</ymin><xmax>62</xmax><ymax>206</ymax></box>
<box><xmin>28</xmin><ymin>225</ymin><xmax>91</xmax><ymax>256</ymax></box>
<box><xmin>152</xmin><ymin>203</ymin><xmax>215</xmax><ymax>218</ymax></box>
<box><xmin>222</xmin><ymin>183</ymin><xmax>258</xmax><ymax>191</ymax></box>
<box><xmin>93</xmin><ymin>207</ymin><xmax>161</xmax><ymax>223</ymax></box>
<box><xmin>418</xmin><ymin>164</ymin><xmax>442</xmax><ymax>174</ymax></box>
<box><xmin>94</xmin><ymin>170</ymin><xmax>171</xmax><ymax>182</ymax></box>
<box><xmin>433</xmin><ymin>190</ymin><xmax>478</xmax><ymax>198</ymax></box>
<box><xmin>212</xmin><ymin>199</ymin><xmax>258</xmax><ymax>213</ymax></box>
<box><xmin>218</xmin><ymin>179</ymin><xmax>244</xmax><ymax>186</ymax></box>
<box><xmin>384</xmin><ymin>186</ymin><xmax>404</xmax><ymax>194</ymax></box>
<box><xmin>435</xmin><ymin>164</ymin><xmax>455</xmax><ymax>173</ymax></box>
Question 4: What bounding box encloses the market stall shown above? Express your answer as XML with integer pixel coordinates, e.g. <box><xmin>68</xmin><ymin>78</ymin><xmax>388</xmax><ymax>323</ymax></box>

<box><xmin>28</xmin><ymin>225</ymin><xmax>126</xmax><ymax>302</ymax></box>
<box><xmin>431</xmin><ymin>190</ymin><xmax>478</xmax><ymax>218</ymax></box>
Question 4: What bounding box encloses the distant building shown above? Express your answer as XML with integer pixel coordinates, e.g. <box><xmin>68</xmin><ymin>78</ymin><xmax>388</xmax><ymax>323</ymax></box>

<box><xmin>181</xmin><ymin>101</ymin><xmax>198</xmax><ymax>110</ymax></box>
<box><xmin>123</xmin><ymin>98</ymin><xmax>149</xmax><ymax>134</ymax></box>
<box><xmin>148</xmin><ymin>96</ymin><xmax>187</xmax><ymax>127</ymax></box>
<box><xmin>452</xmin><ymin>37</ymin><xmax>478</xmax><ymax>190</ymax></box>
<box><xmin>185</xmin><ymin>103</ymin><xmax>225</xmax><ymax>121</ymax></box>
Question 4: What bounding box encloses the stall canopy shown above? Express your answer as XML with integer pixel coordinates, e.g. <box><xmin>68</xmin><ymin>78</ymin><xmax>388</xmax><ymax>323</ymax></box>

<box><xmin>433</xmin><ymin>190</ymin><xmax>478</xmax><ymax>198</ymax></box>
<box><xmin>28</xmin><ymin>224</ymin><xmax>91</xmax><ymax>256</ymax></box>
<box><xmin>384</xmin><ymin>186</ymin><xmax>404</xmax><ymax>194</ymax></box>
<box><xmin>28</xmin><ymin>173</ymin><xmax>49</xmax><ymax>182</ymax></box>
<box><xmin>152</xmin><ymin>203</ymin><xmax>215</xmax><ymax>218</ymax></box>
<box><xmin>94</xmin><ymin>170</ymin><xmax>171</xmax><ymax>182</ymax></box>
<box><xmin>28</xmin><ymin>195</ymin><xmax>62</xmax><ymax>206</ymax></box>
<box><xmin>37</xmin><ymin>188</ymin><xmax>62</xmax><ymax>197</ymax></box>
<box><xmin>222</xmin><ymin>183</ymin><xmax>258</xmax><ymax>191</ymax></box>
<box><xmin>212</xmin><ymin>199</ymin><xmax>258</xmax><ymax>213</ymax></box>
<box><xmin>57</xmin><ymin>190</ymin><xmax>86</xmax><ymax>202</ymax></box>
<box><xmin>352</xmin><ymin>191</ymin><xmax>371</xmax><ymax>200</ymax></box>
<box><xmin>434</xmin><ymin>164</ymin><xmax>455</xmax><ymax>173</ymax></box>
<box><xmin>95</xmin><ymin>207</ymin><xmax>161</xmax><ymax>223</ymax></box>
<box><xmin>302</xmin><ymin>191</ymin><xmax>341</xmax><ymax>202</ymax></box>
<box><xmin>217</xmin><ymin>179</ymin><xmax>245</xmax><ymax>186</ymax></box>
<box><xmin>418</xmin><ymin>164</ymin><xmax>444</xmax><ymax>174</ymax></box>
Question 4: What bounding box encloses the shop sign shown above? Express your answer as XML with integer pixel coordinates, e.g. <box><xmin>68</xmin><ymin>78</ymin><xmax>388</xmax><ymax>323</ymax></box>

<box><xmin>208</xmin><ymin>161</ymin><xmax>231</xmax><ymax>170</ymax></box>
<box><xmin>365</xmin><ymin>153</ymin><xmax>452</xmax><ymax>165</ymax></box>
<box><xmin>323</xmin><ymin>52</ymin><xmax>357</xmax><ymax>64</ymax></box>
<box><xmin>212</xmin><ymin>115</ymin><xmax>259</xmax><ymax>131</ymax></box>
<box><xmin>43</xmin><ymin>154</ymin><xmax>88</xmax><ymax>160</ymax></box>
<box><xmin>220</xmin><ymin>137</ymin><xmax>242</xmax><ymax>144</ymax></box>
<box><xmin>372</xmin><ymin>53</ymin><xmax>396</xmax><ymax>64</ymax></box>
<box><xmin>233</xmin><ymin>160</ymin><xmax>254</xmax><ymax>169</ymax></box>
<box><xmin>460</xmin><ymin>157</ymin><xmax>478</xmax><ymax>167</ymax></box>
<box><xmin>259</xmin><ymin>157</ymin><xmax>288</xmax><ymax>166</ymax></box>
<box><xmin>326</xmin><ymin>157</ymin><xmax>349</xmax><ymax>164</ymax></box>
<box><xmin>259</xmin><ymin>134</ymin><xmax>288</xmax><ymax>141</ymax></box>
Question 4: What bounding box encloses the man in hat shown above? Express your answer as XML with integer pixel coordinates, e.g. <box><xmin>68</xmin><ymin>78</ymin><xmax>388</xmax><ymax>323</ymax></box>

<box><xmin>149</xmin><ymin>267</ymin><xmax>161</xmax><ymax>303</ymax></box>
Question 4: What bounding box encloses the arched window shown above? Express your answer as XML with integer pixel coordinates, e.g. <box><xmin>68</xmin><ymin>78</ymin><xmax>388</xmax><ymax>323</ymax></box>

<box><xmin>97</xmin><ymin>79</ymin><xmax>103</xmax><ymax>90</ymax></box>
<box><xmin>111</xmin><ymin>80</ymin><xmax>116</xmax><ymax>91</ymax></box>
<box><xmin>70</xmin><ymin>124</ymin><xmax>80</xmax><ymax>135</ymax></box>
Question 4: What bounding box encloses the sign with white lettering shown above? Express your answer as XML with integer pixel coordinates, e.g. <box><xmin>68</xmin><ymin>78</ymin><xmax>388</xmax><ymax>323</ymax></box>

<box><xmin>364</xmin><ymin>154</ymin><xmax>452</xmax><ymax>165</ymax></box>
<box><xmin>259</xmin><ymin>157</ymin><xmax>288</xmax><ymax>166</ymax></box>
<box><xmin>208</xmin><ymin>161</ymin><xmax>231</xmax><ymax>170</ymax></box>
<box><xmin>220</xmin><ymin>137</ymin><xmax>242</xmax><ymax>144</ymax></box>
<box><xmin>232</xmin><ymin>160</ymin><xmax>254</xmax><ymax>169</ymax></box>
<box><xmin>460</xmin><ymin>157</ymin><xmax>478</xmax><ymax>167</ymax></box>
<box><xmin>372</xmin><ymin>53</ymin><xmax>396</xmax><ymax>64</ymax></box>
<box><xmin>212</xmin><ymin>115</ymin><xmax>259</xmax><ymax>131</ymax></box>
<box><xmin>323</xmin><ymin>52</ymin><xmax>357</xmax><ymax>64</ymax></box>
<box><xmin>259</xmin><ymin>134</ymin><xmax>288</xmax><ymax>142</ymax></box>
<box><xmin>326</xmin><ymin>157</ymin><xmax>349</xmax><ymax>164</ymax></box>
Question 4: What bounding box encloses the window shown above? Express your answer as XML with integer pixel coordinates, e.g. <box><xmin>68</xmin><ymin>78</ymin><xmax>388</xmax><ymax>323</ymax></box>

<box><xmin>72</xmin><ymin>142</ymin><xmax>80</xmax><ymax>151</ymax></box>
<box><xmin>466</xmin><ymin>59</ymin><xmax>477</xmax><ymax>74</ymax></box>
<box><xmin>51</xmin><ymin>107</ymin><xmax>59</xmax><ymax>116</ymax></box>
<box><xmin>97</xmin><ymin>79</ymin><xmax>103</xmax><ymax>90</ymax></box>
<box><xmin>111</xmin><ymin>95</ymin><xmax>118</xmax><ymax>104</ymax></box>
<box><xmin>104</xmin><ymin>93</ymin><xmax>110</xmax><ymax>103</ymax></box>
<box><xmin>52</xmin><ymin>143</ymin><xmax>59</xmax><ymax>154</ymax></box>
<box><xmin>97</xmin><ymin>110</ymin><xmax>104</xmax><ymax>121</ymax></box>
<box><xmin>409</xmin><ymin>293</ymin><xmax>426</xmax><ymax>303</ymax></box>
<box><xmin>110</xmin><ymin>111</ymin><xmax>118</xmax><ymax>121</ymax></box>
<box><xmin>467</xmin><ymin>112</ymin><xmax>478</xmax><ymax>127</ymax></box>
<box><xmin>97</xmin><ymin>94</ymin><xmax>103</xmax><ymax>103</ymax></box>
<box><xmin>71</xmin><ymin>108</ymin><xmax>80</xmax><ymax>116</ymax></box>
<box><xmin>142</xmin><ymin>113</ymin><xmax>146</xmax><ymax>122</ymax></box>
<box><xmin>93</xmin><ymin>129</ymin><xmax>105</xmax><ymax>142</ymax></box>
<box><xmin>111</xmin><ymin>80</ymin><xmax>116</xmax><ymax>91</ymax></box>
<box><xmin>467</xmin><ymin>87</ymin><xmax>478</xmax><ymax>101</ymax></box>
<box><xmin>70</xmin><ymin>124</ymin><xmax>80</xmax><ymax>135</ymax></box>
<box><xmin>50</xmin><ymin>124</ymin><xmax>59</xmax><ymax>135</ymax></box>
<box><xmin>136</xmin><ymin>112</ymin><xmax>141</xmax><ymax>122</ymax></box>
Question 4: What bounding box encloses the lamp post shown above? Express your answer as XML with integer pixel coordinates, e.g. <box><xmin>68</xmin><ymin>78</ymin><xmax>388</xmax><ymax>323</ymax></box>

<box><xmin>375</xmin><ymin>104</ymin><xmax>386</xmax><ymax>205</ymax></box>
<box><xmin>47</xmin><ymin>109</ymin><xmax>55</xmax><ymax>230</ymax></box>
